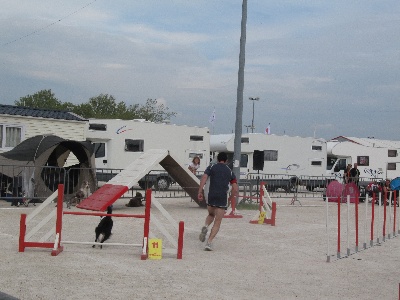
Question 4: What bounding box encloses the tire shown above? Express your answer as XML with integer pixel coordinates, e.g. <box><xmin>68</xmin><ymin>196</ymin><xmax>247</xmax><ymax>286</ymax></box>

<box><xmin>156</xmin><ymin>177</ymin><xmax>170</xmax><ymax>190</ymax></box>
<box><xmin>138</xmin><ymin>181</ymin><xmax>153</xmax><ymax>190</ymax></box>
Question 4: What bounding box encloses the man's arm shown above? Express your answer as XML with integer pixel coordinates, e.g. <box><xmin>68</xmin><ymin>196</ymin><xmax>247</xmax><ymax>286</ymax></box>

<box><xmin>198</xmin><ymin>173</ymin><xmax>209</xmax><ymax>201</ymax></box>
<box><xmin>229</xmin><ymin>182</ymin><xmax>239</xmax><ymax>201</ymax></box>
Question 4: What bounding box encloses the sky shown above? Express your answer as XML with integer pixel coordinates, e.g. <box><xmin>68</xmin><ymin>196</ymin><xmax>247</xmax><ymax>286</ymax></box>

<box><xmin>1</xmin><ymin>1</ymin><xmax>400</xmax><ymax>141</ymax></box>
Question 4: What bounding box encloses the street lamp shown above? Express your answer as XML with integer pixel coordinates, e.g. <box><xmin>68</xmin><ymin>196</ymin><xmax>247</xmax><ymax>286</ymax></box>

<box><xmin>244</xmin><ymin>125</ymin><xmax>252</xmax><ymax>133</ymax></box>
<box><xmin>248</xmin><ymin>97</ymin><xmax>259</xmax><ymax>133</ymax></box>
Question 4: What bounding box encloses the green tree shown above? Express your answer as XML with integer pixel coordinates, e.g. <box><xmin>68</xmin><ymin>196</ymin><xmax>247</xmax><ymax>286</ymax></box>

<box><xmin>15</xmin><ymin>89</ymin><xmax>63</xmax><ymax>110</ymax></box>
<box><xmin>15</xmin><ymin>90</ymin><xmax>176</xmax><ymax>122</ymax></box>
<box><xmin>138</xmin><ymin>98</ymin><xmax>176</xmax><ymax>122</ymax></box>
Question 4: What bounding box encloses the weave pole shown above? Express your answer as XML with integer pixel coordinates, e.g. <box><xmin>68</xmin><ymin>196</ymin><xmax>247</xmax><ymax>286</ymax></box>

<box><xmin>326</xmin><ymin>195</ymin><xmax>330</xmax><ymax>262</ymax></box>
<box><xmin>363</xmin><ymin>193</ymin><xmax>368</xmax><ymax>250</ymax></box>
<box><xmin>355</xmin><ymin>193</ymin><xmax>359</xmax><ymax>252</ymax></box>
<box><xmin>393</xmin><ymin>191</ymin><xmax>397</xmax><ymax>236</ymax></box>
<box><xmin>337</xmin><ymin>195</ymin><xmax>341</xmax><ymax>259</ymax></box>
<box><xmin>383</xmin><ymin>191</ymin><xmax>387</xmax><ymax>242</ymax></box>
<box><xmin>346</xmin><ymin>195</ymin><xmax>350</xmax><ymax>256</ymax></box>
<box><xmin>370</xmin><ymin>193</ymin><xmax>375</xmax><ymax>246</ymax></box>
<box><xmin>328</xmin><ymin>189</ymin><xmax>400</xmax><ymax>263</ymax></box>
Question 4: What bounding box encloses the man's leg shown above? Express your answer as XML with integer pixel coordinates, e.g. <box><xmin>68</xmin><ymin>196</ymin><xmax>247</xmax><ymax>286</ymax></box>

<box><xmin>207</xmin><ymin>207</ymin><xmax>225</xmax><ymax>244</ymax></box>
<box><xmin>199</xmin><ymin>206</ymin><xmax>215</xmax><ymax>242</ymax></box>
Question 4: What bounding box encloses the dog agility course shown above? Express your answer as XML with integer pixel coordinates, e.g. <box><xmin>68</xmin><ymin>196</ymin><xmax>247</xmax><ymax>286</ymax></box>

<box><xmin>3</xmin><ymin>188</ymin><xmax>400</xmax><ymax>298</ymax></box>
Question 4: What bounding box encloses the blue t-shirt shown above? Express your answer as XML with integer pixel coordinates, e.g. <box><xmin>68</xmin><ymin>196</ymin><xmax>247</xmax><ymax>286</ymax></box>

<box><xmin>204</xmin><ymin>163</ymin><xmax>237</xmax><ymax>207</ymax></box>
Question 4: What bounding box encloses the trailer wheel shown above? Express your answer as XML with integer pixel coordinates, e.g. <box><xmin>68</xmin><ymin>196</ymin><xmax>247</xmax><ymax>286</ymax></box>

<box><xmin>138</xmin><ymin>181</ymin><xmax>153</xmax><ymax>190</ymax></box>
<box><xmin>286</xmin><ymin>176</ymin><xmax>300</xmax><ymax>192</ymax></box>
<box><xmin>156</xmin><ymin>177</ymin><xmax>170</xmax><ymax>190</ymax></box>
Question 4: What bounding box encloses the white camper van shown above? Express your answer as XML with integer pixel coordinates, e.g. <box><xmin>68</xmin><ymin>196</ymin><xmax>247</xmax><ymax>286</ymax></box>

<box><xmin>210</xmin><ymin>133</ymin><xmax>327</xmax><ymax>191</ymax></box>
<box><xmin>86</xmin><ymin>119</ymin><xmax>210</xmax><ymax>189</ymax></box>
<box><xmin>326</xmin><ymin>136</ymin><xmax>400</xmax><ymax>182</ymax></box>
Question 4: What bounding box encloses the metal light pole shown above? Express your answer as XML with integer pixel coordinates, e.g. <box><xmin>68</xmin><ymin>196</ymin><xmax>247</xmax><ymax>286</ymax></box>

<box><xmin>248</xmin><ymin>97</ymin><xmax>259</xmax><ymax>133</ymax></box>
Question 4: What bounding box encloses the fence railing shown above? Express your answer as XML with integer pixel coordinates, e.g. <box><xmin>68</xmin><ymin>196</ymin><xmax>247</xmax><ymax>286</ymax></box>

<box><xmin>1</xmin><ymin>164</ymin><xmax>387</xmax><ymax>203</ymax></box>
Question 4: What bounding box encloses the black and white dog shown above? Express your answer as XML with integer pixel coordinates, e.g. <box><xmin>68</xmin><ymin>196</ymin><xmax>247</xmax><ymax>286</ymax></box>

<box><xmin>92</xmin><ymin>206</ymin><xmax>113</xmax><ymax>249</ymax></box>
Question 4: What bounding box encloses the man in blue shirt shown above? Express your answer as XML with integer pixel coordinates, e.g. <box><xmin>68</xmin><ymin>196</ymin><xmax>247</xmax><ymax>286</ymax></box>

<box><xmin>198</xmin><ymin>152</ymin><xmax>238</xmax><ymax>251</ymax></box>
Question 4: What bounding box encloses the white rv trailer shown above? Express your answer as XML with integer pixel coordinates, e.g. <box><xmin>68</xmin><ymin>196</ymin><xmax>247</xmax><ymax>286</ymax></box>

<box><xmin>326</xmin><ymin>136</ymin><xmax>400</xmax><ymax>181</ymax></box>
<box><xmin>86</xmin><ymin>119</ymin><xmax>210</xmax><ymax>189</ymax></box>
<box><xmin>210</xmin><ymin>133</ymin><xmax>327</xmax><ymax>191</ymax></box>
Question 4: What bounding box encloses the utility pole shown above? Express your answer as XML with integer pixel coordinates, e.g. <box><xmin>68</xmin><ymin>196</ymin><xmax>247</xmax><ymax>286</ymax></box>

<box><xmin>232</xmin><ymin>0</ymin><xmax>247</xmax><ymax>187</ymax></box>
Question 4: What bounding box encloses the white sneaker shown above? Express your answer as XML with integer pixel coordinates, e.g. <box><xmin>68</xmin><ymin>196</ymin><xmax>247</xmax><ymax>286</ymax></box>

<box><xmin>204</xmin><ymin>243</ymin><xmax>213</xmax><ymax>251</ymax></box>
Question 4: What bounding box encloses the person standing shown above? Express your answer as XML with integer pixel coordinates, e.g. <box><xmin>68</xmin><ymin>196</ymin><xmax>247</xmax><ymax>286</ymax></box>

<box><xmin>343</xmin><ymin>164</ymin><xmax>352</xmax><ymax>184</ymax></box>
<box><xmin>197</xmin><ymin>152</ymin><xmax>238</xmax><ymax>251</ymax></box>
<box><xmin>349</xmin><ymin>163</ymin><xmax>360</xmax><ymax>186</ymax></box>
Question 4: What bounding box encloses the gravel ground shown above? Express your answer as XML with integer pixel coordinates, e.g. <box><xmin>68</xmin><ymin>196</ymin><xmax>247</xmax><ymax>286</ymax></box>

<box><xmin>0</xmin><ymin>195</ymin><xmax>399</xmax><ymax>300</ymax></box>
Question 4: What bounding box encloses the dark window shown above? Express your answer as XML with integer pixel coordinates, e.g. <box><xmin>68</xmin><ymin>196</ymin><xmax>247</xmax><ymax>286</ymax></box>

<box><xmin>241</xmin><ymin>137</ymin><xmax>249</xmax><ymax>143</ymax></box>
<box><xmin>387</xmin><ymin>163</ymin><xmax>397</xmax><ymax>171</ymax></box>
<box><xmin>264</xmin><ymin>150</ymin><xmax>278</xmax><ymax>161</ymax></box>
<box><xmin>190</xmin><ymin>135</ymin><xmax>203</xmax><ymax>141</ymax></box>
<box><xmin>125</xmin><ymin>139</ymin><xmax>144</xmax><ymax>152</ymax></box>
<box><xmin>357</xmin><ymin>156</ymin><xmax>369</xmax><ymax>166</ymax></box>
<box><xmin>240</xmin><ymin>154</ymin><xmax>248</xmax><ymax>168</ymax></box>
<box><xmin>388</xmin><ymin>150</ymin><xmax>397</xmax><ymax>157</ymax></box>
<box><xmin>225</xmin><ymin>153</ymin><xmax>248</xmax><ymax>169</ymax></box>
<box><xmin>89</xmin><ymin>123</ymin><xmax>107</xmax><ymax>131</ymax></box>
<box><xmin>312</xmin><ymin>145</ymin><xmax>322</xmax><ymax>151</ymax></box>
<box><xmin>94</xmin><ymin>143</ymin><xmax>105</xmax><ymax>158</ymax></box>
<box><xmin>311</xmin><ymin>161</ymin><xmax>322</xmax><ymax>166</ymax></box>
<box><xmin>337</xmin><ymin>159</ymin><xmax>347</xmax><ymax>171</ymax></box>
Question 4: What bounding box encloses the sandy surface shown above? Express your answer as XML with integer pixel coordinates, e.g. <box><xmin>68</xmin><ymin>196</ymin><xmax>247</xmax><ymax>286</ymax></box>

<box><xmin>0</xmin><ymin>194</ymin><xmax>399</xmax><ymax>300</ymax></box>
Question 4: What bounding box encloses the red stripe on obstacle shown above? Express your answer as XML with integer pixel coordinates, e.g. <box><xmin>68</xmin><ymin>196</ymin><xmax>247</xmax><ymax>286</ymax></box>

<box><xmin>77</xmin><ymin>184</ymin><xmax>129</xmax><ymax>211</ymax></box>
<box><xmin>64</xmin><ymin>211</ymin><xmax>145</xmax><ymax>218</ymax></box>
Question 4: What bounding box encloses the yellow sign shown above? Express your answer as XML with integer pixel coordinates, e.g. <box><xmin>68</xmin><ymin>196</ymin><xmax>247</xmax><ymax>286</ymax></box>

<box><xmin>258</xmin><ymin>211</ymin><xmax>266</xmax><ymax>224</ymax></box>
<box><xmin>148</xmin><ymin>238</ymin><xmax>162</xmax><ymax>260</ymax></box>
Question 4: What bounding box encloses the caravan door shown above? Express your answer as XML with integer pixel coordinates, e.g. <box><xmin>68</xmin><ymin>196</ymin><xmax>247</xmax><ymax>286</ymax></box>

<box><xmin>93</xmin><ymin>142</ymin><xmax>108</xmax><ymax>169</ymax></box>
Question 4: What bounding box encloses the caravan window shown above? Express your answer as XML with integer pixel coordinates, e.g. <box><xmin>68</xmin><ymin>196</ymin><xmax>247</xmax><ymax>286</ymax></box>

<box><xmin>0</xmin><ymin>124</ymin><xmax>23</xmax><ymax>149</ymax></box>
<box><xmin>311</xmin><ymin>160</ymin><xmax>322</xmax><ymax>166</ymax></box>
<box><xmin>189</xmin><ymin>153</ymin><xmax>204</xmax><ymax>159</ymax></box>
<box><xmin>89</xmin><ymin>123</ymin><xmax>107</xmax><ymax>131</ymax></box>
<box><xmin>264</xmin><ymin>150</ymin><xmax>278</xmax><ymax>161</ymax></box>
<box><xmin>357</xmin><ymin>156</ymin><xmax>369</xmax><ymax>166</ymax></box>
<box><xmin>190</xmin><ymin>135</ymin><xmax>203</xmax><ymax>141</ymax></box>
<box><xmin>125</xmin><ymin>139</ymin><xmax>144</xmax><ymax>152</ymax></box>
<box><xmin>312</xmin><ymin>145</ymin><xmax>322</xmax><ymax>151</ymax></box>
<box><xmin>387</xmin><ymin>163</ymin><xmax>397</xmax><ymax>171</ymax></box>
<box><xmin>388</xmin><ymin>150</ymin><xmax>397</xmax><ymax>157</ymax></box>
<box><xmin>93</xmin><ymin>143</ymin><xmax>106</xmax><ymax>158</ymax></box>
<box><xmin>225</xmin><ymin>153</ymin><xmax>248</xmax><ymax>169</ymax></box>
<box><xmin>241</xmin><ymin>137</ymin><xmax>249</xmax><ymax>143</ymax></box>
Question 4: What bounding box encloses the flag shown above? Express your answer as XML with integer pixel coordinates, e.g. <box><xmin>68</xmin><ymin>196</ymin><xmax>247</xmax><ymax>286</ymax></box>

<box><xmin>265</xmin><ymin>123</ymin><xmax>271</xmax><ymax>135</ymax></box>
<box><xmin>209</xmin><ymin>109</ymin><xmax>216</xmax><ymax>124</ymax></box>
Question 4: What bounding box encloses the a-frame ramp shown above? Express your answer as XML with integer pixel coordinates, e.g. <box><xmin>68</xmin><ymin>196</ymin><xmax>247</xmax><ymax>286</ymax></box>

<box><xmin>77</xmin><ymin>149</ymin><xmax>206</xmax><ymax>211</ymax></box>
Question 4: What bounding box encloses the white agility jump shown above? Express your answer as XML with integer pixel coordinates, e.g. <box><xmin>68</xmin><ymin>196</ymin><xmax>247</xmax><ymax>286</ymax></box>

<box><xmin>249</xmin><ymin>181</ymin><xmax>276</xmax><ymax>226</ymax></box>
<box><xmin>19</xmin><ymin>184</ymin><xmax>184</xmax><ymax>259</ymax></box>
<box><xmin>326</xmin><ymin>191</ymin><xmax>399</xmax><ymax>262</ymax></box>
